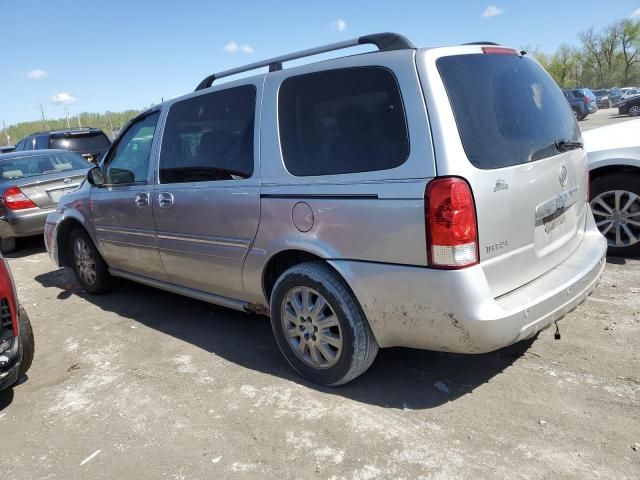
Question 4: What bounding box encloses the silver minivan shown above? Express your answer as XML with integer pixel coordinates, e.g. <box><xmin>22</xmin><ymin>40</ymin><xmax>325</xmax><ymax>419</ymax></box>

<box><xmin>45</xmin><ymin>33</ymin><xmax>607</xmax><ymax>385</ymax></box>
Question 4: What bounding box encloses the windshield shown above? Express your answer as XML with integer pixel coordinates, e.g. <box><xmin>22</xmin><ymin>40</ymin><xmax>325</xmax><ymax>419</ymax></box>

<box><xmin>0</xmin><ymin>151</ymin><xmax>90</xmax><ymax>180</ymax></box>
<box><xmin>594</xmin><ymin>90</ymin><xmax>608</xmax><ymax>96</ymax></box>
<box><xmin>437</xmin><ymin>53</ymin><xmax>581</xmax><ymax>169</ymax></box>
<box><xmin>50</xmin><ymin>132</ymin><xmax>111</xmax><ymax>152</ymax></box>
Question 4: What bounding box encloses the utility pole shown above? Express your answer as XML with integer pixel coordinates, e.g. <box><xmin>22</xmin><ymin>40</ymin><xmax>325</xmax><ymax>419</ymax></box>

<box><xmin>77</xmin><ymin>113</ymin><xmax>82</xmax><ymax>128</ymax></box>
<box><xmin>65</xmin><ymin>106</ymin><xmax>71</xmax><ymax>129</ymax></box>
<box><xmin>39</xmin><ymin>104</ymin><xmax>49</xmax><ymax>131</ymax></box>
<box><xmin>107</xmin><ymin>113</ymin><xmax>114</xmax><ymax>137</ymax></box>
<box><xmin>2</xmin><ymin>121</ymin><xmax>10</xmax><ymax>146</ymax></box>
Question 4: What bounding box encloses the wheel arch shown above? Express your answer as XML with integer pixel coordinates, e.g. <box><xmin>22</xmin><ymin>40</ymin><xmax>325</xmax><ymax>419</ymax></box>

<box><xmin>590</xmin><ymin>163</ymin><xmax>640</xmax><ymax>183</ymax></box>
<box><xmin>56</xmin><ymin>218</ymin><xmax>88</xmax><ymax>268</ymax></box>
<box><xmin>262</xmin><ymin>249</ymin><xmax>330</xmax><ymax>301</ymax></box>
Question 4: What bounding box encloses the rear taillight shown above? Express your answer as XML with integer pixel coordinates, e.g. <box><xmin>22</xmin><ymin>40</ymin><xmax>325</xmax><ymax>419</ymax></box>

<box><xmin>425</xmin><ymin>177</ymin><xmax>479</xmax><ymax>269</ymax></box>
<box><xmin>583</xmin><ymin>96</ymin><xmax>589</xmax><ymax>104</ymax></box>
<box><xmin>3</xmin><ymin>186</ymin><xmax>36</xmax><ymax>210</ymax></box>
<box><xmin>0</xmin><ymin>258</ymin><xmax>18</xmax><ymax>336</ymax></box>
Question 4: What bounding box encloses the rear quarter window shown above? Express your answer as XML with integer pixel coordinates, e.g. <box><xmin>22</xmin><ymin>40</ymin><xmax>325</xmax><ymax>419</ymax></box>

<box><xmin>278</xmin><ymin>67</ymin><xmax>409</xmax><ymax>176</ymax></box>
<box><xmin>437</xmin><ymin>53</ymin><xmax>581</xmax><ymax>169</ymax></box>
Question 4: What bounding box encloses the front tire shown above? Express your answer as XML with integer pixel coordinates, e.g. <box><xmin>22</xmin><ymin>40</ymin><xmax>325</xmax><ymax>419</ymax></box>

<box><xmin>629</xmin><ymin>105</ymin><xmax>640</xmax><ymax>117</ymax></box>
<box><xmin>590</xmin><ymin>172</ymin><xmax>640</xmax><ymax>257</ymax></box>
<box><xmin>17</xmin><ymin>306</ymin><xmax>34</xmax><ymax>378</ymax></box>
<box><xmin>270</xmin><ymin>262</ymin><xmax>378</xmax><ymax>386</ymax></box>
<box><xmin>69</xmin><ymin>228</ymin><xmax>114</xmax><ymax>293</ymax></box>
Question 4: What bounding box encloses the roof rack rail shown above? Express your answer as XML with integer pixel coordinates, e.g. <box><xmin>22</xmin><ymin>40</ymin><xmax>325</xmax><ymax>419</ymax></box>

<box><xmin>463</xmin><ymin>41</ymin><xmax>500</xmax><ymax>46</ymax></box>
<box><xmin>194</xmin><ymin>32</ymin><xmax>415</xmax><ymax>91</ymax></box>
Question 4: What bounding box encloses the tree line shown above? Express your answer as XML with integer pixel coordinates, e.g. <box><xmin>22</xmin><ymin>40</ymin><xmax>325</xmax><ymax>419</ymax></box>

<box><xmin>2</xmin><ymin>110</ymin><xmax>142</xmax><ymax>146</ymax></box>
<box><xmin>529</xmin><ymin>18</ymin><xmax>640</xmax><ymax>89</ymax></box>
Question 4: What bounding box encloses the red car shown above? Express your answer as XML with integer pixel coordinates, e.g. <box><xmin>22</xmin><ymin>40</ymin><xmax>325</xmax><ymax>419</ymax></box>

<box><xmin>0</xmin><ymin>255</ymin><xmax>34</xmax><ymax>391</ymax></box>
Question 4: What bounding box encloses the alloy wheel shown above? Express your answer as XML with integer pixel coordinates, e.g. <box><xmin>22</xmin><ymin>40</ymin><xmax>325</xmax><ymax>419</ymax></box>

<box><xmin>591</xmin><ymin>190</ymin><xmax>640</xmax><ymax>247</ymax></box>
<box><xmin>74</xmin><ymin>238</ymin><xmax>97</xmax><ymax>285</ymax></box>
<box><xmin>630</xmin><ymin>105</ymin><xmax>640</xmax><ymax>116</ymax></box>
<box><xmin>281</xmin><ymin>286</ymin><xmax>343</xmax><ymax>369</ymax></box>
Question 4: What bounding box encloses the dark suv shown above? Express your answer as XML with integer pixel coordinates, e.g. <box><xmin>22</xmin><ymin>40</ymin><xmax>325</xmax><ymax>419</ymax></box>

<box><xmin>14</xmin><ymin>128</ymin><xmax>111</xmax><ymax>164</ymax></box>
<box><xmin>592</xmin><ymin>89</ymin><xmax>612</xmax><ymax>109</ymax></box>
<box><xmin>563</xmin><ymin>88</ymin><xmax>598</xmax><ymax>120</ymax></box>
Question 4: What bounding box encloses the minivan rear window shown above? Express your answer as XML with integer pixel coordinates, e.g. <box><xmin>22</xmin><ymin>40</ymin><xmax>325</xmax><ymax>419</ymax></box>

<box><xmin>437</xmin><ymin>54</ymin><xmax>581</xmax><ymax>169</ymax></box>
<box><xmin>279</xmin><ymin>67</ymin><xmax>409</xmax><ymax>176</ymax></box>
<box><xmin>50</xmin><ymin>132</ymin><xmax>111</xmax><ymax>152</ymax></box>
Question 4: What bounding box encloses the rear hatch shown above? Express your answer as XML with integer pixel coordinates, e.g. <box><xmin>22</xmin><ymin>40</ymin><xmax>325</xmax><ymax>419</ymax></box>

<box><xmin>433</xmin><ymin>48</ymin><xmax>589</xmax><ymax>297</ymax></box>
<box><xmin>49</xmin><ymin>131</ymin><xmax>111</xmax><ymax>164</ymax></box>
<box><xmin>0</xmin><ymin>151</ymin><xmax>90</xmax><ymax>209</ymax></box>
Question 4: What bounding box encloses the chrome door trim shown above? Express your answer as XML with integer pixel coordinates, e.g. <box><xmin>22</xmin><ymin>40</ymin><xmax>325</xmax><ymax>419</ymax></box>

<box><xmin>95</xmin><ymin>225</ymin><xmax>157</xmax><ymax>238</ymax></box>
<box><xmin>156</xmin><ymin>232</ymin><xmax>250</xmax><ymax>248</ymax></box>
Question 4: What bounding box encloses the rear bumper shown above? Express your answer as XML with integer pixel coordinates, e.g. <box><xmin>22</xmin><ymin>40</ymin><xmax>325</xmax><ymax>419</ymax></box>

<box><xmin>0</xmin><ymin>208</ymin><xmax>51</xmax><ymax>239</ymax></box>
<box><xmin>330</xmin><ymin>210</ymin><xmax>607</xmax><ymax>353</ymax></box>
<box><xmin>0</xmin><ymin>337</ymin><xmax>20</xmax><ymax>391</ymax></box>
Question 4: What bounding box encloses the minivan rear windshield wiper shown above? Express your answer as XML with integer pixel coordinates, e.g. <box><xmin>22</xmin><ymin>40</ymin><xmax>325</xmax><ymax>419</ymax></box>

<box><xmin>555</xmin><ymin>140</ymin><xmax>584</xmax><ymax>152</ymax></box>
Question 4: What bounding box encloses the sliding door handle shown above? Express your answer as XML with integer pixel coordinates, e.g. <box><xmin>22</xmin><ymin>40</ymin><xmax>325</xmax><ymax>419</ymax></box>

<box><xmin>157</xmin><ymin>192</ymin><xmax>174</xmax><ymax>208</ymax></box>
<box><xmin>134</xmin><ymin>192</ymin><xmax>150</xmax><ymax>207</ymax></box>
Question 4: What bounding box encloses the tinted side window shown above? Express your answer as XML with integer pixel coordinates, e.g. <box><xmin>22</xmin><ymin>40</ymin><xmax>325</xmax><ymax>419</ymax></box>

<box><xmin>21</xmin><ymin>138</ymin><xmax>34</xmax><ymax>151</ymax></box>
<box><xmin>278</xmin><ymin>67</ymin><xmax>409</xmax><ymax>177</ymax></box>
<box><xmin>159</xmin><ymin>85</ymin><xmax>256</xmax><ymax>184</ymax></box>
<box><xmin>35</xmin><ymin>135</ymin><xmax>49</xmax><ymax>149</ymax></box>
<box><xmin>103</xmin><ymin>112</ymin><xmax>160</xmax><ymax>185</ymax></box>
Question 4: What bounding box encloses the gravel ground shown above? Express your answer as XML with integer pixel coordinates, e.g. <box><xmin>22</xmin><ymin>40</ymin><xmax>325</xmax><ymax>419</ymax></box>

<box><xmin>578</xmin><ymin>106</ymin><xmax>636</xmax><ymax>131</ymax></box>
<box><xmin>0</xmin><ymin>113</ymin><xmax>638</xmax><ymax>479</ymax></box>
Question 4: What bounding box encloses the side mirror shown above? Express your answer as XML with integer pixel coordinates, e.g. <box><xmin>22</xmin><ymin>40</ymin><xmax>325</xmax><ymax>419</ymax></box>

<box><xmin>87</xmin><ymin>166</ymin><xmax>104</xmax><ymax>186</ymax></box>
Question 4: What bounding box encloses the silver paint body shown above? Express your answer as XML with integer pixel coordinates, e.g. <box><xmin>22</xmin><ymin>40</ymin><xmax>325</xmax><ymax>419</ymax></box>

<box><xmin>45</xmin><ymin>45</ymin><xmax>607</xmax><ymax>353</ymax></box>
<box><xmin>583</xmin><ymin>119</ymin><xmax>640</xmax><ymax>171</ymax></box>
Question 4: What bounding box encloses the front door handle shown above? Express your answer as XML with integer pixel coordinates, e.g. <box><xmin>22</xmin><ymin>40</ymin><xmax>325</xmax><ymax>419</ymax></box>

<box><xmin>157</xmin><ymin>192</ymin><xmax>174</xmax><ymax>208</ymax></box>
<box><xmin>134</xmin><ymin>192</ymin><xmax>150</xmax><ymax>207</ymax></box>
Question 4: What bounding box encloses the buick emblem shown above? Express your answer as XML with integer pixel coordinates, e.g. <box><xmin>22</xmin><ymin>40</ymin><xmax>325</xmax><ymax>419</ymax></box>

<box><xmin>63</xmin><ymin>177</ymin><xmax>72</xmax><ymax>184</ymax></box>
<box><xmin>559</xmin><ymin>166</ymin><xmax>568</xmax><ymax>187</ymax></box>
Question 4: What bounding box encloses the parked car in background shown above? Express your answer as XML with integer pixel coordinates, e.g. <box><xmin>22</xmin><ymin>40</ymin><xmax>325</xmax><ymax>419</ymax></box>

<box><xmin>45</xmin><ymin>34</ymin><xmax>606</xmax><ymax>385</ymax></box>
<box><xmin>0</xmin><ymin>146</ymin><xmax>14</xmax><ymax>154</ymax></box>
<box><xmin>593</xmin><ymin>89</ymin><xmax>612</xmax><ymax>108</ymax></box>
<box><xmin>608</xmin><ymin>87</ymin><xmax>623</xmax><ymax>107</ymax></box>
<box><xmin>14</xmin><ymin>127</ymin><xmax>111</xmax><ymax>164</ymax></box>
<box><xmin>563</xmin><ymin>88</ymin><xmax>598</xmax><ymax>120</ymax></box>
<box><xmin>0</xmin><ymin>150</ymin><xmax>91</xmax><ymax>253</ymax></box>
<box><xmin>584</xmin><ymin>120</ymin><xmax>640</xmax><ymax>257</ymax></box>
<box><xmin>620</xmin><ymin>87</ymin><xmax>640</xmax><ymax>102</ymax></box>
<box><xmin>618</xmin><ymin>94</ymin><xmax>640</xmax><ymax>116</ymax></box>
<box><xmin>0</xmin><ymin>254</ymin><xmax>34</xmax><ymax>392</ymax></box>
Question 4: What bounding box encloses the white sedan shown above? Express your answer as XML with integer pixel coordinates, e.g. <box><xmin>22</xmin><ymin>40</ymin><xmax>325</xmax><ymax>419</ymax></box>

<box><xmin>584</xmin><ymin>119</ymin><xmax>640</xmax><ymax>256</ymax></box>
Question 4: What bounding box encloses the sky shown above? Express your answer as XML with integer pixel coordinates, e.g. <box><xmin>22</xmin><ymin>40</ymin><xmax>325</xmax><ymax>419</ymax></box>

<box><xmin>1</xmin><ymin>0</ymin><xmax>640</xmax><ymax>127</ymax></box>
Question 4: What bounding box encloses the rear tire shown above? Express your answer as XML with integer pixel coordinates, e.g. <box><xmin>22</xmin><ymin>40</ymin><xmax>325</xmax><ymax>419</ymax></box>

<box><xmin>69</xmin><ymin>228</ymin><xmax>114</xmax><ymax>294</ymax></box>
<box><xmin>573</xmin><ymin>108</ymin><xmax>586</xmax><ymax>121</ymax></box>
<box><xmin>629</xmin><ymin>105</ymin><xmax>640</xmax><ymax>117</ymax></box>
<box><xmin>270</xmin><ymin>261</ymin><xmax>378</xmax><ymax>386</ymax></box>
<box><xmin>17</xmin><ymin>306</ymin><xmax>34</xmax><ymax>378</ymax></box>
<box><xmin>0</xmin><ymin>237</ymin><xmax>16</xmax><ymax>254</ymax></box>
<box><xmin>590</xmin><ymin>172</ymin><xmax>640</xmax><ymax>257</ymax></box>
